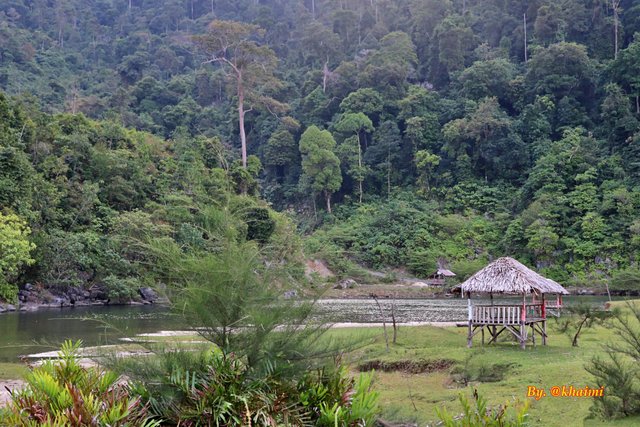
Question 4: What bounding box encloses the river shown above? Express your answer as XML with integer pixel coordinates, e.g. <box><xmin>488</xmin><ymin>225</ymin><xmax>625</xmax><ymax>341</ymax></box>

<box><xmin>0</xmin><ymin>296</ymin><xmax>622</xmax><ymax>362</ymax></box>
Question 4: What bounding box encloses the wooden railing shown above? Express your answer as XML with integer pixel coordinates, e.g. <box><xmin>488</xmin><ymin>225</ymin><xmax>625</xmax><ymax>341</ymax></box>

<box><xmin>471</xmin><ymin>304</ymin><xmax>545</xmax><ymax>324</ymax></box>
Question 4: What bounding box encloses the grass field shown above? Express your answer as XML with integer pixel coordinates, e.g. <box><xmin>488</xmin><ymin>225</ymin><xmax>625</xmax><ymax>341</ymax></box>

<box><xmin>336</xmin><ymin>300</ymin><xmax>640</xmax><ymax>426</ymax></box>
<box><xmin>2</xmin><ymin>300</ymin><xmax>639</xmax><ymax>425</ymax></box>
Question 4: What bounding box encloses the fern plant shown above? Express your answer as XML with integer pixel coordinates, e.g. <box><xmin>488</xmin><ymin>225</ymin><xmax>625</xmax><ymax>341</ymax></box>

<box><xmin>0</xmin><ymin>340</ymin><xmax>160</xmax><ymax>427</ymax></box>
<box><xmin>435</xmin><ymin>389</ymin><xmax>529</xmax><ymax>427</ymax></box>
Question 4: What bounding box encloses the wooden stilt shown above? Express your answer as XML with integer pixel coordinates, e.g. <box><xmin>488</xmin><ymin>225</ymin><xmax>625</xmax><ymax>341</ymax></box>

<box><xmin>542</xmin><ymin>320</ymin><xmax>547</xmax><ymax>345</ymax></box>
<box><xmin>481</xmin><ymin>326</ymin><xmax>485</xmax><ymax>345</ymax></box>
<box><xmin>467</xmin><ymin>292</ymin><xmax>473</xmax><ymax>348</ymax></box>
<box><xmin>520</xmin><ymin>293</ymin><xmax>527</xmax><ymax>349</ymax></box>
<box><xmin>531</xmin><ymin>324</ymin><xmax>536</xmax><ymax>346</ymax></box>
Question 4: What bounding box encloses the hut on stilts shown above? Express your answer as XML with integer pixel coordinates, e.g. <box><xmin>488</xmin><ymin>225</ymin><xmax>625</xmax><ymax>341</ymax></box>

<box><xmin>457</xmin><ymin>257</ymin><xmax>569</xmax><ymax>349</ymax></box>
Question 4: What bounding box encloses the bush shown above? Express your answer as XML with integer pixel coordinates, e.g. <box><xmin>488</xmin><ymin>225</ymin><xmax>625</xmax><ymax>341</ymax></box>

<box><xmin>102</xmin><ymin>274</ymin><xmax>140</xmax><ymax>302</ymax></box>
<box><xmin>117</xmin><ymin>350</ymin><xmax>379</xmax><ymax>427</ymax></box>
<box><xmin>435</xmin><ymin>389</ymin><xmax>529</xmax><ymax>426</ymax></box>
<box><xmin>610</xmin><ymin>268</ymin><xmax>640</xmax><ymax>291</ymax></box>
<box><xmin>0</xmin><ymin>340</ymin><xmax>159</xmax><ymax>427</ymax></box>
<box><xmin>0</xmin><ymin>280</ymin><xmax>18</xmax><ymax>303</ymax></box>
<box><xmin>0</xmin><ymin>212</ymin><xmax>35</xmax><ymax>302</ymax></box>
<box><xmin>585</xmin><ymin>302</ymin><xmax>640</xmax><ymax>420</ymax></box>
<box><xmin>299</xmin><ymin>363</ymin><xmax>380</xmax><ymax>426</ymax></box>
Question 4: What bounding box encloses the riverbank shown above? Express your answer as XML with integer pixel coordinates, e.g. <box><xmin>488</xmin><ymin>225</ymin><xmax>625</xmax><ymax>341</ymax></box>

<box><xmin>0</xmin><ymin>283</ymin><xmax>167</xmax><ymax>314</ymax></box>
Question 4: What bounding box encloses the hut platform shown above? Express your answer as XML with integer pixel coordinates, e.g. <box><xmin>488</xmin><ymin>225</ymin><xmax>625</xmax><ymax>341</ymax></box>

<box><xmin>456</xmin><ymin>257</ymin><xmax>569</xmax><ymax>350</ymax></box>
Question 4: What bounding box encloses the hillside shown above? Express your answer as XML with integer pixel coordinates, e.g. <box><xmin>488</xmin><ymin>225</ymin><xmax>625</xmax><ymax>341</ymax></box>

<box><xmin>2</xmin><ymin>0</ymin><xmax>640</xmax><ymax>291</ymax></box>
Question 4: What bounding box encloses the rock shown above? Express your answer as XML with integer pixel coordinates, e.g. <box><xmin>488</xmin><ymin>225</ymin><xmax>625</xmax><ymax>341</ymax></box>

<box><xmin>139</xmin><ymin>287</ymin><xmax>158</xmax><ymax>302</ymax></box>
<box><xmin>129</xmin><ymin>301</ymin><xmax>144</xmax><ymax>306</ymax></box>
<box><xmin>6</xmin><ymin>304</ymin><xmax>16</xmax><ymax>312</ymax></box>
<box><xmin>24</xmin><ymin>283</ymin><xmax>35</xmax><ymax>291</ymax></box>
<box><xmin>0</xmin><ymin>305</ymin><xmax>6</xmax><ymax>313</ymax></box>
<box><xmin>333</xmin><ymin>279</ymin><xmax>358</xmax><ymax>290</ymax></box>
<box><xmin>19</xmin><ymin>305</ymin><xmax>27</xmax><ymax>312</ymax></box>
<box><xmin>411</xmin><ymin>281</ymin><xmax>430</xmax><ymax>288</ymax></box>
<box><xmin>283</xmin><ymin>290</ymin><xmax>297</xmax><ymax>299</ymax></box>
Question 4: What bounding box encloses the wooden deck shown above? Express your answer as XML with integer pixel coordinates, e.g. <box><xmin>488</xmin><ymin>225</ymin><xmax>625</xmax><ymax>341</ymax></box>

<box><xmin>471</xmin><ymin>303</ymin><xmax>544</xmax><ymax>325</ymax></box>
<box><xmin>467</xmin><ymin>303</ymin><xmax>556</xmax><ymax>349</ymax></box>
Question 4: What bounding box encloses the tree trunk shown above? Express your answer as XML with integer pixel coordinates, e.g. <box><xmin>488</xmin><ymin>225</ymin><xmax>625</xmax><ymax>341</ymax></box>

<box><xmin>237</xmin><ymin>72</ymin><xmax>247</xmax><ymax>169</ymax></box>
<box><xmin>311</xmin><ymin>0</ymin><xmax>315</xmax><ymax>19</ymax></box>
<box><xmin>572</xmin><ymin>317</ymin><xmax>588</xmax><ymax>347</ymax></box>
<box><xmin>322</xmin><ymin>60</ymin><xmax>330</xmax><ymax>93</ymax></box>
<box><xmin>614</xmin><ymin>2</ymin><xmax>619</xmax><ymax>59</ymax></box>
<box><xmin>636</xmin><ymin>95</ymin><xmax>639</xmax><ymax>115</ymax></box>
<box><xmin>357</xmin><ymin>132</ymin><xmax>363</xmax><ymax>203</ymax></box>
<box><xmin>325</xmin><ymin>191</ymin><xmax>332</xmax><ymax>213</ymax></box>
<box><xmin>523</xmin><ymin>13</ymin><xmax>528</xmax><ymax>62</ymax></box>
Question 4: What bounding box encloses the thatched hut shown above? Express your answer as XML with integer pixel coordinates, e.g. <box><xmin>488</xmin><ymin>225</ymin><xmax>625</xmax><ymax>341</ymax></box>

<box><xmin>427</xmin><ymin>268</ymin><xmax>457</xmax><ymax>285</ymax></box>
<box><xmin>457</xmin><ymin>257</ymin><xmax>569</xmax><ymax>349</ymax></box>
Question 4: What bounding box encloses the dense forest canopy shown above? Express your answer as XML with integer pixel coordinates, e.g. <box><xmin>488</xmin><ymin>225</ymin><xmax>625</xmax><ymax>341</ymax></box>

<box><xmin>2</xmin><ymin>0</ymin><xmax>640</xmax><ymax>294</ymax></box>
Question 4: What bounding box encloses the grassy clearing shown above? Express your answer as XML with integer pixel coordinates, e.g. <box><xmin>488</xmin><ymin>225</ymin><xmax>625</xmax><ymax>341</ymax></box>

<box><xmin>2</xmin><ymin>300</ymin><xmax>639</xmax><ymax>425</ymax></box>
<box><xmin>0</xmin><ymin>363</ymin><xmax>27</xmax><ymax>381</ymax></box>
<box><xmin>333</xmin><ymin>302</ymin><xmax>640</xmax><ymax>426</ymax></box>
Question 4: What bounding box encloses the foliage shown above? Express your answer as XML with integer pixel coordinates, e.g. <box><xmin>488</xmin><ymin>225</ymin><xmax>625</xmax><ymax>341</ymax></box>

<box><xmin>143</xmin><ymin>206</ymin><xmax>320</xmax><ymax>373</ymax></box>
<box><xmin>586</xmin><ymin>302</ymin><xmax>640</xmax><ymax>420</ymax></box>
<box><xmin>2</xmin><ymin>0</ymin><xmax>640</xmax><ymax>291</ymax></box>
<box><xmin>0</xmin><ymin>340</ymin><xmax>159</xmax><ymax>427</ymax></box>
<box><xmin>117</xmin><ymin>349</ymin><xmax>378</xmax><ymax>427</ymax></box>
<box><xmin>435</xmin><ymin>389</ymin><xmax>530</xmax><ymax>427</ymax></box>
<box><xmin>0</xmin><ymin>212</ymin><xmax>35</xmax><ymax>302</ymax></box>
<box><xmin>306</xmin><ymin>194</ymin><xmax>497</xmax><ymax>277</ymax></box>
<box><xmin>555</xmin><ymin>303</ymin><xmax>616</xmax><ymax>347</ymax></box>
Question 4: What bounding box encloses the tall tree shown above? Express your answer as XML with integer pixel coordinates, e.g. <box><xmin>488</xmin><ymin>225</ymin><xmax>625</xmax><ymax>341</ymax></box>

<box><xmin>335</xmin><ymin>112</ymin><xmax>374</xmax><ymax>203</ymax></box>
<box><xmin>299</xmin><ymin>126</ymin><xmax>342</xmax><ymax>213</ymax></box>
<box><xmin>195</xmin><ymin>20</ymin><xmax>285</xmax><ymax>168</ymax></box>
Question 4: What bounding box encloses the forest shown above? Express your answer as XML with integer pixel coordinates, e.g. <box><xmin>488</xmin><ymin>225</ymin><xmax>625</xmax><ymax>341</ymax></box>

<box><xmin>2</xmin><ymin>0</ymin><xmax>640</xmax><ymax>299</ymax></box>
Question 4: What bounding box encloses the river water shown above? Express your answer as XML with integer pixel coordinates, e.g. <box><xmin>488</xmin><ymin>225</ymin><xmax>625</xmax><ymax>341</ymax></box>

<box><xmin>0</xmin><ymin>296</ymin><xmax>620</xmax><ymax>362</ymax></box>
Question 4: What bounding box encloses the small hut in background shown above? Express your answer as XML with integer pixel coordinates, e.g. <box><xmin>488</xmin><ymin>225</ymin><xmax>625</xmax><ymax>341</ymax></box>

<box><xmin>427</xmin><ymin>268</ymin><xmax>456</xmax><ymax>286</ymax></box>
<box><xmin>457</xmin><ymin>257</ymin><xmax>569</xmax><ymax>349</ymax></box>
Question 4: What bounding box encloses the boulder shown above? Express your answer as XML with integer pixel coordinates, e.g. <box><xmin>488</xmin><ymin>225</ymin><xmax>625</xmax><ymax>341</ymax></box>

<box><xmin>283</xmin><ymin>290</ymin><xmax>297</xmax><ymax>299</ymax></box>
<box><xmin>139</xmin><ymin>287</ymin><xmax>158</xmax><ymax>302</ymax></box>
<box><xmin>411</xmin><ymin>281</ymin><xmax>430</xmax><ymax>288</ymax></box>
<box><xmin>6</xmin><ymin>304</ymin><xmax>16</xmax><ymax>312</ymax></box>
<box><xmin>333</xmin><ymin>279</ymin><xmax>358</xmax><ymax>289</ymax></box>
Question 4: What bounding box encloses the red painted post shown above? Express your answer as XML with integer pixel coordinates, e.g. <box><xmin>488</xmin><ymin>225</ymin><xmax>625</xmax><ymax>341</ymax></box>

<box><xmin>541</xmin><ymin>294</ymin><xmax>546</xmax><ymax>319</ymax></box>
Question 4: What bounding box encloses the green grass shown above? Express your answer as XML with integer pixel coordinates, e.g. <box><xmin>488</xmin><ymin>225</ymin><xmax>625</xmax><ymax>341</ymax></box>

<box><xmin>0</xmin><ymin>363</ymin><xmax>28</xmax><ymax>381</ymax></box>
<box><xmin>2</xmin><ymin>300</ymin><xmax>639</xmax><ymax>425</ymax></box>
<box><xmin>330</xmin><ymin>306</ymin><xmax>640</xmax><ymax>427</ymax></box>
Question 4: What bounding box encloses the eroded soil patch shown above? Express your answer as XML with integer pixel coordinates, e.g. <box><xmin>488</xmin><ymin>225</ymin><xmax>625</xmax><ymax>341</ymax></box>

<box><xmin>358</xmin><ymin>359</ymin><xmax>455</xmax><ymax>374</ymax></box>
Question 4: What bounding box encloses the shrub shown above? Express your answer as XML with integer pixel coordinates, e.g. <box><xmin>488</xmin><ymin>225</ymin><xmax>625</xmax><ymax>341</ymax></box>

<box><xmin>0</xmin><ymin>212</ymin><xmax>35</xmax><ymax>303</ymax></box>
<box><xmin>299</xmin><ymin>363</ymin><xmax>380</xmax><ymax>426</ymax></box>
<box><xmin>119</xmin><ymin>350</ymin><xmax>379</xmax><ymax>427</ymax></box>
<box><xmin>610</xmin><ymin>268</ymin><xmax>640</xmax><ymax>292</ymax></box>
<box><xmin>585</xmin><ymin>302</ymin><xmax>640</xmax><ymax>420</ymax></box>
<box><xmin>0</xmin><ymin>340</ymin><xmax>159</xmax><ymax>427</ymax></box>
<box><xmin>102</xmin><ymin>274</ymin><xmax>140</xmax><ymax>302</ymax></box>
<box><xmin>435</xmin><ymin>389</ymin><xmax>530</xmax><ymax>426</ymax></box>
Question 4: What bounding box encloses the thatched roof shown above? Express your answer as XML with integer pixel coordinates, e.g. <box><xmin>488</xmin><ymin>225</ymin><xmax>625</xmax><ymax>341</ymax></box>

<box><xmin>432</xmin><ymin>268</ymin><xmax>456</xmax><ymax>277</ymax></box>
<box><xmin>457</xmin><ymin>257</ymin><xmax>569</xmax><ymax>295</ymax></box>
